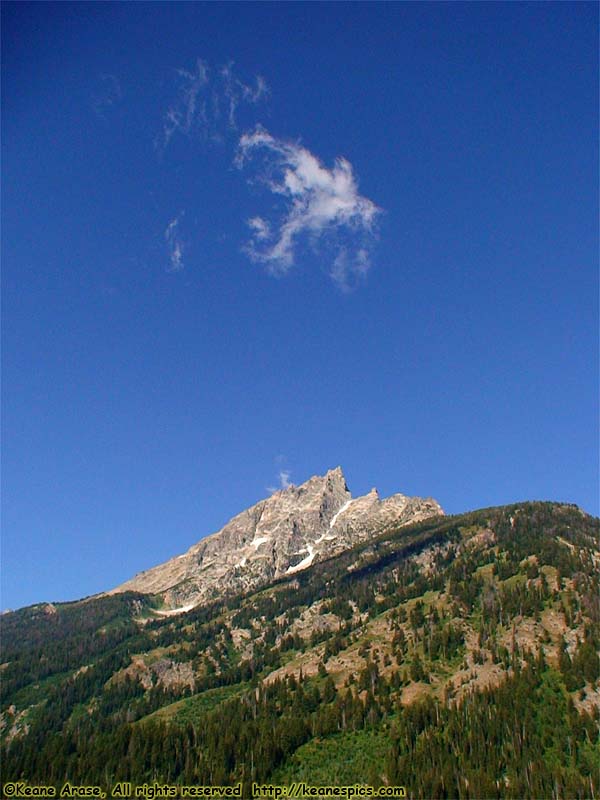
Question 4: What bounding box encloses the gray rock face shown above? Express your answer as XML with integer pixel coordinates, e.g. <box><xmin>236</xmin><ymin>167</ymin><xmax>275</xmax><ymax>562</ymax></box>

<box><xmin>113</xmin><ymin>467</ymin><xmax>443</xmax><ymax>610</ymax></box>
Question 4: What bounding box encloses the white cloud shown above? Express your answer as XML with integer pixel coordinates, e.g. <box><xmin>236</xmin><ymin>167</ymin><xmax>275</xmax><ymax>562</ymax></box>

<box><xmin>165</xmin><ymin>214</ymin><xmax>185</xmax><ymax>272</ymax></box>
<box><xmin>158</xmin><ymin>59</ymin><xmax>268</xmax><ymax>151</ymax></box>
<box><xmin>247</xmin><ymin>216</ymin><xmax>271</xmax><ymax>241</ymax></box>
<box><xmin>236</xmin><ymin>126</ymin><xmax>381</xmax><ymax>286</ymax></box>
<box><xmin>267</xmin><ymin>467</ymin><xmax>293</xmax><ymax>494</ymax></box>
<box><xmin>278</xmin><ymin>469</ymin><xmax>292</xmax><ymax>489</ymax></box>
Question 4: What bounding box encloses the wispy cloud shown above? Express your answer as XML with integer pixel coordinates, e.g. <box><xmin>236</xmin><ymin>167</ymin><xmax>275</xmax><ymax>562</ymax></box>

<box><xmin>330</xmin><ymin>247</ymin><xmax>372</xmax><ymax>293</ymax></box>
<box><xmin>267</xmin><ymin>463</ymin><xmax>294</xmax><ymax>494</ymax></box>
<box><xmin>236</xmin><ymin>126</ymin><xmax>381</xmax><ymax>288</ymax></box>
<box><xmin>221</xmin><ymin>62</ymin><xmax>269</xmax><ymax>130</ymax></box>
<box><xmin>91</xmin><ymin>73</ymin><xmax>122</xmax><ymax>120</ymax></box>
<box><xmin>157</xmin><ymin>63</ymin><xmax>381</xmax><ymax>289</ymax></box>
<box><xmin>157</xmin><ymin>58</ymin><xmax>268</xmax><ymax>152</ymax></box>
<box><xmin>165</xmin><ymin>214</ymin><xmax>185</xmax><ymax>272</ymax></box>
<box><xmin>278</xmin><ymin>470</ymin><xmax>292</xmax><ymax>489</ymax></box>
<box><xmin>161</xmin><ymin>59</ymin><xmax>209</xmax><ymax>150</ymax></box>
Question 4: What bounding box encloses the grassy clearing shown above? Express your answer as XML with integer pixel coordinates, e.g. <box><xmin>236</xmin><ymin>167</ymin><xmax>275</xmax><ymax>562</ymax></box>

<box><xmin>139</xmin><ymin>682</ymin><xmax>247</xmax><ymax>725</ymax></box>
<box><xmin>272</xmin><ymin>727</ymin><xmax>391</xmax><ymax>786</ymax></box>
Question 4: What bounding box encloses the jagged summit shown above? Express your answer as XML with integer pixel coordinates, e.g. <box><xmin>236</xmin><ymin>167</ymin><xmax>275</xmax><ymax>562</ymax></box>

<box><xmin>113</xmin><ymin>467</ymin><xmax>443</xmax><ymax>610</ymax></box>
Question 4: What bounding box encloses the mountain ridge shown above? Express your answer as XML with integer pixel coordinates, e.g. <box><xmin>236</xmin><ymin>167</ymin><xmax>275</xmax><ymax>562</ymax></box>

<box><xmin>2</xmin><ymin>500</ymin><xmax>598</xmax><ymax>797</ymax></box>
<box><xmin>112</xmin><ymin>466</ymin><xmax>444</xmax><ymax>610</ymax></box>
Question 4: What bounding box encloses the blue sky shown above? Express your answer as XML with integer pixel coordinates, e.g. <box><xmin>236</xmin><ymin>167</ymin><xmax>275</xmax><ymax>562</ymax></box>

<box><xmin>2</xmin><ymin>2</ymin><xmax>598</xmax><ymax>611</ymax></box>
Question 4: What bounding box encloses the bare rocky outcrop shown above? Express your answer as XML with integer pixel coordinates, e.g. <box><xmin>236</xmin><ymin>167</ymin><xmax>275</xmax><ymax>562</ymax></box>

<box><xmin>0</xmin><ymin>705</ymin><xmax>31</xmax><ymax>743</ymax></box>
<box><xmin>113</xmin><ymin>467</ymin><xmax>443</xmax><ymax>610</ymax></box>
<box><xmin>112</xmin><ymin>657</ymin><xmax>195</xmax><ymax>692</ymax></box>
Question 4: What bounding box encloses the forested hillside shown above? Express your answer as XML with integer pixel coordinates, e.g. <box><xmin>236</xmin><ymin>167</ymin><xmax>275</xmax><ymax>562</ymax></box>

<box><xmin>2</xmin><ymin>502</ymin><xmax>599</xmax><ymax>798</ymax></box>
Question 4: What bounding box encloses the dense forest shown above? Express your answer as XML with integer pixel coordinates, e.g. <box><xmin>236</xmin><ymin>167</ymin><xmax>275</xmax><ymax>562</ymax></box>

<box><xmin>2</xmin><ymin>503</ymin><xmax>599</xmax><ymax>798</ymax></box>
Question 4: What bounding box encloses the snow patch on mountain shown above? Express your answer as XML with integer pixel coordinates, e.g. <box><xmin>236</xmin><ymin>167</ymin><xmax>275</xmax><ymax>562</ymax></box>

<box><xmin>329</xmin><ymin>499</ymin><xmax>353</xmax><ymax>529</ymax></box>
<box><xmin>286</xmin><ymin>545</ymin><xmax>315</xmax><ymax>575</ymax></box>
<box><xmin>250</xmin><ymin>536</ymin><xmax>270</xmax><ymax>549</ymax></box>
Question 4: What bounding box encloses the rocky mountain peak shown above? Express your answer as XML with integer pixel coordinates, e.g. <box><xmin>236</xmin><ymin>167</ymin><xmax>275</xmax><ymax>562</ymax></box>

<box><xmin>289</xmin><ymin>465</ymin><xmax>348</xmax><ymax>497</ymax></box>
<box><xmin>326</xmin><ymin>465</ymin><xmax>348</xmax><ymax>488</ymax></box>
<box><xmin>113</xmin><ymin>468</ymin><xmax>444</xmax><ymax>610</ymax></box>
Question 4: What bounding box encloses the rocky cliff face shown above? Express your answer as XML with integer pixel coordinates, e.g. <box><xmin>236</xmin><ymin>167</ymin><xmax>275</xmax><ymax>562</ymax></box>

<box><xmin>113</xmin><ymin>467</ymin><xmax>443</xmax><ymax>610</ymax></box>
